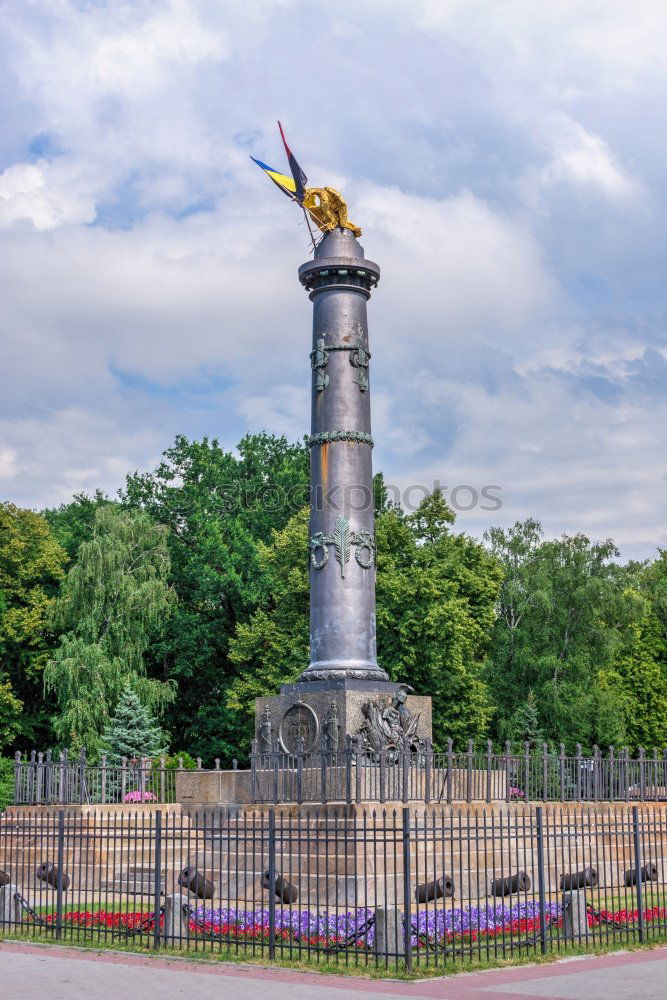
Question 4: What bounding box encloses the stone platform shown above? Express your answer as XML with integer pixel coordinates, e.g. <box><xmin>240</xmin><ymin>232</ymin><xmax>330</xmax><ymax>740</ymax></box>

<box><xmin>255</xmin><ymin>679</ymin><xmax>432</xmax><ymax>755</ymax></box>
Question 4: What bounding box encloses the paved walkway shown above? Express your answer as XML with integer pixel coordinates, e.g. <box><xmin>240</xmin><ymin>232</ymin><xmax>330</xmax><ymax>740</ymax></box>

<box><xmin>0</xmin><ymin>942</ymin><xmax>665</xmax><ymax>999</ymax></box>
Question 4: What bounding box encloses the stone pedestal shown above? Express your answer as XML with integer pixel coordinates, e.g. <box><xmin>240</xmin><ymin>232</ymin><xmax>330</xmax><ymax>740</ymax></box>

<box><xmin>255</xmin><ymin>679</ymin><xmax>432</xmax><ymax>754</ymax></box>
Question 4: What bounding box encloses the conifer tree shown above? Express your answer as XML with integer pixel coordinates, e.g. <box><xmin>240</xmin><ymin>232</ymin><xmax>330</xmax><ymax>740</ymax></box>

<box><xmin>504</xmin><ymin>690</ymin><xmax>545</xmax><ymax>748</ymax></box>
<box><xmin>99</xmin><ymin>684</ymin><xmax>166</xmax><ymax>764</ymax></box>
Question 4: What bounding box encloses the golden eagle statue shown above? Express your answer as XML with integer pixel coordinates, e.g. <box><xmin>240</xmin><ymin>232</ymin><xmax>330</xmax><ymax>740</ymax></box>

<box><xmin>251</xmin><ymin>122</ymin><xmax>362</xmax><ymax>239</ymax></box>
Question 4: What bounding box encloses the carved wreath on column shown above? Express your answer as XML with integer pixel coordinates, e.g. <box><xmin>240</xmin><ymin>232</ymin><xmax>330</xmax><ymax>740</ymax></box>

<box><xmin>310</xmin><ymin>515</ymin><xmax>375</xmax><ymax>578</ymax></box>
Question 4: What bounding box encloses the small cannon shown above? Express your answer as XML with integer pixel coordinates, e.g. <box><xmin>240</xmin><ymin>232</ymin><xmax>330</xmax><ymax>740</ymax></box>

<box><xmin>560</xmin><ymin>867</ymin><xmax>598</xmax><ymax>890</ymax></box>
<box><xmin>261</xmin><ymin>870</ymin><xmax>299</xmax><ymax>903</ymax></box>
<box><xmin>624</xmin><ymin>862</ymin><xmax>658</xmax><ymax>887</ymax></box>
<box><xmin>491</xmin><ymin>871</ymin><xmax>530</xmax><ymax>896</ymax></box>
<box><xmin>35</xmin><ymin>862</ymin><xmax>70</xmax><ymax>890</ymax></box>
<box><xmin>415</xmin><ymin>875</ymin><xmax>455</xmax><ymax>903</ymax></box>
<box><xmin>177</xmin><ymin>867</ymin><xmax>215</xmax><ymax>899</ymax></box>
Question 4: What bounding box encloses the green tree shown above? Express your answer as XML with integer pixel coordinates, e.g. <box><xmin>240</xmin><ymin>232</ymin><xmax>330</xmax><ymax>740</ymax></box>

<box><xmin>611</xmin><ymin>592</ymin><xmax>667</xmax><ymax>752</ymax></box>
<box><xmin>227</xmin><ymin>509</ymin><xmax>310</xmax><ymax>756</ymax></box>
<box><xmin>99</xmin><ymin>684</ymin><xmax>166</xmax><ymax>764</ymax></box>
<box><xmin>485</xmin><ymin>521</ymin><xmax>644</xmax><ymax>751</ymax></box>
<box><xmin>43</xmin><ymin>491</ymin><xmax>112</xmax><ymax>562</ymax></box>
<box><xmin>502</xmin><ymin>690</ymin><xmax>545</xmax><ymax>748</ymax></box>
<box><xmin>377</xmin><ymin>492</ymin><xmax>502</xmax><ymax>748</ymax></box>
<box><xmin>228</xmin><ymin>491</ymin><xmax>502</xmax><ymax>754</ymax></box>
<box><xmin>123</xmin><ymin>433</ymin><xmax>309</xmax><ymax>762</ymax></box>
<box><xmin>44</xmin><ymin>506</ymin><xmax>175</xmax><ymax>752</ymax></box>
<box><xmin>0</xmin><ymin>503</ymin><xmax>67</xmax><ymax>748</ymax></box>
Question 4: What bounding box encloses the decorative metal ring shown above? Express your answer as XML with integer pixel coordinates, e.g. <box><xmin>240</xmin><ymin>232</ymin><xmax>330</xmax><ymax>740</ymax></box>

<box><xmin>354</xmin><ymin>531</ymin><xmax>375</xmax><ymax>569</ymax></box>
<box><xmin>310</xmin><ymin>532</ymin><xmax>329</xmax><ymax>569</ymax></box>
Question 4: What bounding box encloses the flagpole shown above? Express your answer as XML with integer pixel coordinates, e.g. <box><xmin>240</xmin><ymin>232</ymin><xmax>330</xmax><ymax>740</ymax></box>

<box><xmin>302</xmin><ymin>206</ymin><xmax>319</xmax><ymax>253</ymax></box>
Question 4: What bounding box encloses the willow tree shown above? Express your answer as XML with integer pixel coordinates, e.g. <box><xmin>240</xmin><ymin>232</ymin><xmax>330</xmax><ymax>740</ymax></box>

<box><xmin>45</xmin><ymin>506</ymin><xmax>175</xmax><ymax>752</ymax></box>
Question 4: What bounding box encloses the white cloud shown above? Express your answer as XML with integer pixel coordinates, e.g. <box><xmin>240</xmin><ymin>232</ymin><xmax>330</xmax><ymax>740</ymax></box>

<box><xmin>0</xmin><ymin>0</ymin><xmax>665</xmax><ymax>562</ymax></box>
<box><xmin>0</xmin><ymin>447</ymin><xmax>19</xmax><ymax>481</ymax></box>
<box><xmin>0</xmin><ymin>160</ymin><xmax>96</xmax><ymax>229</ymax></box>
<box><xmin>522</xmin><ymin>120</ymin><xmax>644</xmax><ymax>206</ymax></box>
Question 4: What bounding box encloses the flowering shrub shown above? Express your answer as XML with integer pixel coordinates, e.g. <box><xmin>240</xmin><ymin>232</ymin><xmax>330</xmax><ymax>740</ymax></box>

<box><xmin>123</xmin><ymin>790</ymin><xmax>157</xmax><ymax>803</ymax></box>
<box><xmin>508</xmin><ymin>786</ymin><xmax>525</xmax><ymax>799</ymax></box>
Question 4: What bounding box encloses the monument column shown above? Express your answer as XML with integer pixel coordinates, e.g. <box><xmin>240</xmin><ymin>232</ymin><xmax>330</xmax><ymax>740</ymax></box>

<box><xmin>298</xmin><ymin>227</ymin><xmax>387</xmax><ymax>683</ymax></box>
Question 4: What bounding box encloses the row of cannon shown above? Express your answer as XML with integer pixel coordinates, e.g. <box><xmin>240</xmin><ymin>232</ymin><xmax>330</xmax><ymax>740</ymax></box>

<box><xmin>0</xmin><ymin>861</ymin><xmax>658</xmax><ymax>906</ymax></box>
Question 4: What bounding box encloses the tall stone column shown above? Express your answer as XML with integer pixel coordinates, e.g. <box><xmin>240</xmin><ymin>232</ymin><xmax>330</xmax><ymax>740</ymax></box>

<box><xmin>297</xmin><ymin>227</ymin><xmax>387</xmax><ymax>683</ymax></box>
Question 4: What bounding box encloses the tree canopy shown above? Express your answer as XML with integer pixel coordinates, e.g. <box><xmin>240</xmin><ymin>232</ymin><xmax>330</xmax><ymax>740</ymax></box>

<box><xmin>0</xmin><ymin>503</ymin><xmax>67</xmax><ymax>749</ymax></box>
<box><xmin>44</xmin><ymin>506</ymin><xmax>175</xmax><ymax>753</ymax></box>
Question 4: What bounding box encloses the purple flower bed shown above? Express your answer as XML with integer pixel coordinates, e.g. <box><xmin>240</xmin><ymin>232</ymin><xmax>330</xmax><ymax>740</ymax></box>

<box><xmin>195</xmin><ymin>900</ymin><xmax>563</xmax><ymax>947</ymax></box>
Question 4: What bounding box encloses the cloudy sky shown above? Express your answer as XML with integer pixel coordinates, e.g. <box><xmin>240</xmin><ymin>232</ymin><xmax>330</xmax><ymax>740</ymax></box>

<box><xmin>1</xmin><ymin>1</ymin><xmax>665</xmax><ymax>560</ymax></box>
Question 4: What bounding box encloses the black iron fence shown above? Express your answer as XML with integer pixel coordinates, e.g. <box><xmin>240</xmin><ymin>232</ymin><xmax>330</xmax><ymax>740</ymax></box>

<box><xmin>12</xmin><ymin>751</ymin><xmax>188</xmax><ymax>806</ymax></box>
<box><xmin>0</xmin><ymin>804</ymin><xmax>665</xmax><ymax>971</ymax></box>
<box><xmin>250</xmin><ymin>740</ymin><xmax>667</xmax><ymax>805</ymax></box>
<box><xmin>14</xmin><ymin>742</ymin><xmax>667</xmax><ymax>807</ymax></box>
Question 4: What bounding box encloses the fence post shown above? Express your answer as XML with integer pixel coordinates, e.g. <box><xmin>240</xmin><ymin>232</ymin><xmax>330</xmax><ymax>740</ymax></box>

<box><xmin>536</xmin><ymin>805</ymin><xmax>547</xmax><ymax>955</ymax></box>
<box><xmin>504</xmin><ymin>740</ymin><xmax>511</xmax><ymax>803</ymax></box>
<box><xmin>592</xmin><ymin>745</ymin><xmax>600</xmax><ymax>801</ymax></box>
<box><xmin>542</xmin><ymin>742</ymin><xmax>549</xmax><ymax>801</ymax></box>
<box><xmin>273</xmin><ymin>738</ymin><xmax>280</xmax><ymax>803</ymax></box>
<box><xmin>296</xmin><ymin>736</ymin><xmax>304</xmax><ymax>805</ymax></box>
<box><xmin>424</xmin><ymin>742</ymin><xmax>432</xmax><ymax>805</ymax></box>
<box><xmin>446</xmin><ymin>738</ymin><xmax>453</xmax><ymax>804</ymax></box>
<box><xmin>608</xmin><ymin>745</ymin><xmax>615</xmax><ymax>800</ymax></box>
<box><xmin>485</xmin><ymin>740</ymin><xmax>493</xmax><ymax>803</ymax></box>
<box><xmin>268</xmin><ymin>809</ymin><xmax>276</xmax><ymax>960</ymax></box>
<box><xmin>379</xmin><ymin>749</ymin><xmax>387</xmax><ymax>804</ymax></box>
<box><xmin>345</xmin><ymin>735</ymin><xmax>353</xmax><ymax>805</ymax></box>
<box><xmin>36</xmin><ymin>752</ymin><xmax>44</xmax><ymax>804</ymax></box>
<box><xmin>13</xmin><ymin>751</ymin><xmax>21</xmax><ymax>805</ymax></box>
<box><xmin>140</xmin><ymin>757</ymin><xmax>148</xmax><ymax>802</ymax></box>
<box><xmin>121</xmin><ymin>756</ymin><xmax>127</xmax><ymax>802</ymax></box>
<box><xmin>402</xmin><ymin>806</ymin><xmax>413</xmax><ymax>972</ymax></box>
<box><xmin>524</xmin><ymin>741</ymin><xmax>531</xmax><ymax>803</ymax></box>
<box><xmin>59</xmin><ymin>750</ymin><xmax>67</xmax><ymax>804</ymax></box>
<box><xmin>355</xmin><ymin>736</ymin><xmax>363</xmax><ymax>804</ymax></box>
<box><xmin>651</xmin><ymin>748</ymin><xmax>659</xmax><ymax>801</ymax></box>
<box><xmin>78</xmin><ymin>747</ymin><xmax>86</xmax><ymax>804</ymax></box>
<box><xmin>153</xmin><ymin>810</ymin><xmax>162</xmax><ymax>949</ymax></box>
<box><xmin>639</xmin><ymin>747</ymin><xmax>646</xmax><ymax>802</ymax></box>
<box><xmin>559</xmin><ymin>743</ymin><xmax>565</xmax><ymax>801</ymax></box>
<box><xmin>45</xmin><ymin>749</ymin><xmax>53</xmax><ymax>804</ymax></box>
<box><xmin>320</xmin><ymin>741</ymin><xmax>327</xmax><ymax>804</ymax></box>
<box><xmin>465</xmin><ymin>739</ymin><xmax>473</xmax><ymax>803</ymax></box>
<box><xmin>575</xmin><ymin>743</ymin><xmax>582</xmax><ymax>801</ymax></box>
<box><xmin>250</xmin><ymin>740</ymin><xmax>257</xmax><ymax>801</ymax></box>
<box><xmin>215</xmin><ymin>758</ymin><xmax>221</xmax><ymax>770</ymax></box>
<box><xmin>632</xmin><ymin>805</ymin><xmax>645</xmax><ymax>943</ymax></box>
<box><xmin>159</xmin><ymin>757</ymin><xmax>166</xmax><ymax>803</ymax></box>
<box><xmin>55</xmin><ymin>809</ymin><xmax>65</xmax><ymax>940</ymax></box>
<box><xmin>29</xmin><ymin>750</ymin><xmax>36</xmax><ymax>804</ymax></box>
<box><xmin>100</xmin><ymin>754</ymin><xmax>107</xmax><ymax>805</ymax></box>
<box><xmin>402</xmin><ymin>750</ymin><xmax>409</xmax><ymax>804</ymax></box>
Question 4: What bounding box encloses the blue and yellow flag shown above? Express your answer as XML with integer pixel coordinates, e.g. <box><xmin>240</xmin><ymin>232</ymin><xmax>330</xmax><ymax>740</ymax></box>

<box><xmin>250</xmin><ymin>156</ymin><xmax>298</xmax><ymax>200</ymax></box>
<box><xmin>251</xmin><ymin>123</ymin><xmax>308</xmax><ymax>204</ymax></box>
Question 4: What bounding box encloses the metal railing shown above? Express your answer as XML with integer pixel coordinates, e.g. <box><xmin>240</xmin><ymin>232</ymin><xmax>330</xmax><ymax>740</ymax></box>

<box><xmin>14</xmin><ymin>741</ymin><xmax>667</xmax><ymax>807</ymax></box>
<box><xmin>0</xmin><ymin>803</ymin><xmax>665</xmax><ymax>971</ymax></box>
<box><xmin>12</xmin><ymin>751</ymin><xmax>183</xmax><ymax>805</ymax></box>
<box><xmin>250</xmin><ymin>740</ymin><xmax>667</xmax><ymax>804</ymax></box>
